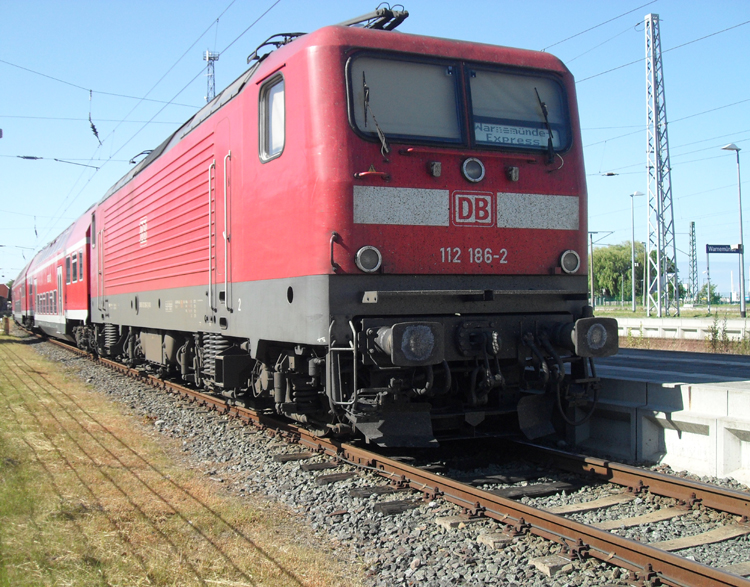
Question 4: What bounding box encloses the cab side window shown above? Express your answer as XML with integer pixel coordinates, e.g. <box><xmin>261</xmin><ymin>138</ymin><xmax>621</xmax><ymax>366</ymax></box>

<box><xmin>259</xmin><ymin>76</ymin><xmax>285</xmax><ymax>161</ymax></box>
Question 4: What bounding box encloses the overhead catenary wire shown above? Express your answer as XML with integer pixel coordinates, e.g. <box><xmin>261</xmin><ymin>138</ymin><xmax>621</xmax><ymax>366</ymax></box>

<box><xmin>217</xmin><ymin>0</ymin><xmax>281</xmax><ymax>54</ymax></box>
<box><xmin>0</xmin><ymin>154</ymin><xmax>131</xmax><ymax>163</ymax></box>
<box><xmin>104</xmin><ymin>0</ymin><xmax>282</xmax><ymax>166</ymax></box>
<box><xmin>0</xmin><ymin>115</ymin><xmax>182</xmax><ymax>124</ymax></box>
<box><xmin>577</xmin><ymin>18</ymin><xmax>750</xmax><ymax>83</ymax></box>
<box><xmin>587</xmin><ymin>147</ymin><xmax>748</xmax><ymax>178</ymax></box>
<box><xmin>0</xmin><ymin>58</ymin><xmax>197</xmax><ymax>109</ymax></box>
<box><xmin>565</xmin><ymin>24</ymin><xmax>637</xmax><ymax>64</ymax></box>
<box><xmin>584</xmin><ymin>97</ymin><xmax>750</xmax><ymax>149</ymax></box>
<box><xmin>33</xmin><ymin>0</ymin><xmax>243</xmax><ymax>244</ymax></box>
<box><xmin>541</xmin><ymin>0</ymin><xmax>657</xmax><ymax>51</ymax></box>
<box><xmin>28</xmin><ymin>0</ymin><xmax>242</xmax><ymax>247</ymax></box>
<box><xmin>99</xmin><ymin>0</ymin><xmax>239</xmax><ymax>150</ymax></box>
<box><xmin>29</xmin><ymin>7</ymin><xmax>235</xmax><ymax>244</ymax></box>
<box><xmin>35</xmin><ymin>0</ymin><xmax>282</xmax><ymax>246</ymax></box>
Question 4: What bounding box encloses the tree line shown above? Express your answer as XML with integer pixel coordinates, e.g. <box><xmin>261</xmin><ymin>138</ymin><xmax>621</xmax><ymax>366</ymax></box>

<box><xmin>591</xmin><ymin>242</ymin><xmax>718</xmax><ymax>304</ymax></box>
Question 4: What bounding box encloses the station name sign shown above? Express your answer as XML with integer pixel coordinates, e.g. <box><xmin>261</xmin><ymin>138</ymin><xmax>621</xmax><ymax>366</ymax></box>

<box><xmin>706</xmin><ymin>244</ymin><xmax>743</xmax><ymax>254</ymax></box>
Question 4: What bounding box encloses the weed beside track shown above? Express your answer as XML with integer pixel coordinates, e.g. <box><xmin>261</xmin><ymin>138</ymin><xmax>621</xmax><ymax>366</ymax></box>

<box><xmin>0</xmin><ymin>332</ymin><xmax>363</xmax><ymax>587</ymax></box>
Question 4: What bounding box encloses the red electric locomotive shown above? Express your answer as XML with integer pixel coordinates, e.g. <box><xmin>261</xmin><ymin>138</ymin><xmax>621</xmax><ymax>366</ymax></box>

<box><xmin>19</xmin><ymin>8</ymin><xmax>617</xmax><ymax>446</ymax></box>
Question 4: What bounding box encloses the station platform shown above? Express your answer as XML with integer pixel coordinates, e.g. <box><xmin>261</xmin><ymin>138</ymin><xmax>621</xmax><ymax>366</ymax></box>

<box><xmin>575</xmin><ymin>349</ymin><xmax>750</xmax><ymax>485</ymax></box>
<box><xmin>617</xmin><ymin>316</ymin><xmax>750</xmax><ymax>341</ymax></box>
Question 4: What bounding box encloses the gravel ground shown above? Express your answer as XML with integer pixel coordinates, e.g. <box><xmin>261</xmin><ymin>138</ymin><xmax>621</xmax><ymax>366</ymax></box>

<box><xmin>29</xmin><ymin>337</ymin><xmax>750</xmax><ymax>586</ymax></box>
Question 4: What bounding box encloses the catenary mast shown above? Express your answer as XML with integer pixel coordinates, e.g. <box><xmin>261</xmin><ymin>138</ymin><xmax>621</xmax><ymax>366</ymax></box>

<box><xmin>689</xmin><ymin>222</ymin><xmax>698</xmax><ymax>302</ymax></box>
<box><xmin>204</xmin><ymin>50</ymin><xmax>220</xmax><ymax>103</ymax></box>
<box><xmin>645</xmin><ymin>13</ymin><xmax>680</xmax><ymax>316</ymax></box>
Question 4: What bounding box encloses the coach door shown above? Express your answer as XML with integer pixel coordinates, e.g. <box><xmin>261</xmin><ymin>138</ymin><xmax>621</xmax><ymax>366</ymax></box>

<box><xmin>210</xmin><ymin>118</ymin><xmax>233</xmax><ymax>326</ymax></box>
<box><xmin>91</xmin><ymin>211</ymin><xmax>107</xmax><ymax>316</ymax></box>
<box><xmin>57</xmin><ymin>266</ymin><xmax>64</xmax><ymax>329</ymax></box>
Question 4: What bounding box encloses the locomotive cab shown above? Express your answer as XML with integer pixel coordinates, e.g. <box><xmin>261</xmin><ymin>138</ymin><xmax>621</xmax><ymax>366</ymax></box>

<box><xmin>312</xmin><ymin>26</ymin><xmax>619</xmax><ymax>445</ymax></box>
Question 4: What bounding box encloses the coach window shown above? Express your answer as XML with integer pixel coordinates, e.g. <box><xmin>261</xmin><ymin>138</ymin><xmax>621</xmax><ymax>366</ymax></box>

<box><xmin>91</xmin><ymin>213</ymin><xmax>96</xmax><ymax>247</ymax></box>
<box><xmin>259</xmin><ymin>75</ymin><xmax>285</xmax><ymax>162</ymax></box>
<box><xmin>78</xmin><ymin>250</ymin><xmax>84</xmax><ymax>281</ymax></box>
<box><xmin>71</xmin><ymin>254</ymin><xmax>78</xmax><ymax>283</ymax></box>
<box><xmin>66</xmin><ymin>256</ymin><xmax>71</xmax><ymax>284</ymax></box>
<box><xmin>468</xmin><ymin>69</ymin><xmax>571</xmax><ymax>152</ymax></box>
<box><xmin>349</xmin><ymin>55</ymin><xmax>462</xmax><ymax>144</ymax></box>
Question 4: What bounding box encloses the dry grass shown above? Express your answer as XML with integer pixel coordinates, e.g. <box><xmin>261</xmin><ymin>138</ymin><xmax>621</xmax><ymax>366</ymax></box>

<box><xmin>0</xmin><ymin>334</ymin><xmax>363</xmax><ymax>587</ymax></box>
<box><xmin>619</xmin><ymin>335</ymin><xmax>712</xmax><ymax>353</ymax></box>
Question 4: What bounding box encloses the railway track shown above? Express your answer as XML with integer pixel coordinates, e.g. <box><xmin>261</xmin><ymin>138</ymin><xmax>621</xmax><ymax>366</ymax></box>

<box><xmin>37</xmin><ymin>335</ymin><xmax>750</xmax><ymax>586</ymax></box>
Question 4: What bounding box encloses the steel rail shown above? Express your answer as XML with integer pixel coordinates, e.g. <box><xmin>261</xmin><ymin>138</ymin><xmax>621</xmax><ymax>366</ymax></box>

<box><xmin>44</xmin><ymin>338</ymin><xmax>750</xmax><ymax>587</ymax></box>
<box><xmin>515</xmin><ymin>441</ymin><xmax>750</xmax><ymax>518</ymax></box>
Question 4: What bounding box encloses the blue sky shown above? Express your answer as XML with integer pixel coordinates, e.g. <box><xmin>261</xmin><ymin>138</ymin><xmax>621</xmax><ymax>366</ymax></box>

<box><xmin>2</xmin><ymin>0</ymin><xmax>749</xmax><ymax>297</ymax></box>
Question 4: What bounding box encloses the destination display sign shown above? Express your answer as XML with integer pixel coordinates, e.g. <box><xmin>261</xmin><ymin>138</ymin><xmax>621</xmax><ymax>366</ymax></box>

<box><xmin>706</xmin><ymin>244</ymin><xmax>742</xmax><ymax>254</ymax></box>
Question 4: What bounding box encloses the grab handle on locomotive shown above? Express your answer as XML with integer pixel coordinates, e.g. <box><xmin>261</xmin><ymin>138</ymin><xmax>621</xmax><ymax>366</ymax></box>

<box><xmin>353</xmin><ymin>170</ymin><xmax>391</xmax><ymax>181</ymax></box>
<box><xmin>330</xmin><ymin>232</ymin><xmax>341</xmax><ymax>272</ymax></box>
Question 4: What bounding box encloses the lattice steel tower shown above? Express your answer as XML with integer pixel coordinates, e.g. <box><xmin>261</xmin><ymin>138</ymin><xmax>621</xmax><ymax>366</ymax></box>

<box><xmin>689</xmin><ymin>221</ymin><xmax>698</xmax><ymax>302</ymax></box>
<box><xmin>645</xmin><ymin>13</ymin><xmax>679</xmax><ymax>317</ymax></box>
<box><xmin>204</xmin><ymin>50</ymin><xmax>220</xmax><ymax>103</ymax></box>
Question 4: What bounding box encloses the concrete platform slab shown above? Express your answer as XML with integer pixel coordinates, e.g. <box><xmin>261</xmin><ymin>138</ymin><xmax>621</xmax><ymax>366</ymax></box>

<box><xmin>638</xmin><ymin>410</ymin><xmax>717</xmax><ymax>477</ymax></box>
<box><xmin>719</xmin><ymin>417</ymin><xmax>750</xmax><ymax>485</ymax></box>
<box><xmin>578</xmin><ymin>374</ymin><xmax>750</xmax><ymax>480</ymax></box>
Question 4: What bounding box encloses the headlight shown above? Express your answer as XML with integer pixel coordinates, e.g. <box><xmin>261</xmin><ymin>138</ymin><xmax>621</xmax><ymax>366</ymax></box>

<box><xmin>560</xmin><ymin>250</ymin><xmax>581</xmax><ymax>274</ymax></box>
<box><xmin>572</xmin><ymin>317</ymin><xmax>618</xmax><ymax>357</ymax></box>
<box><xmin>375</xmin><ymin>322</ymin><xmax>445</xmax><ymax>366</ymax></box>
<box><xmin>461</xmin><ymin>158</ymin><xmax>485</xmax><ymax>183</ymax></box>
<box><xmin>400</xmin><ymin>325</ymin><xmax>436</xmax><ymax>363</ymax></box>
<box><xmin>586</xmin><ymin>323</ymin><xmax>607</xmax><ymax>350</ymax></box>
<box><xmin>355</xmin><ymin>246</ymin><xmax>382</xmax><ymax>273</ymax></box>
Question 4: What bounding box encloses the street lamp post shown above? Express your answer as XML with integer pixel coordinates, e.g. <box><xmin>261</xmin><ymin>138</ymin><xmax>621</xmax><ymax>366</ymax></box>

<box><xmin>722</xmin><ymin>144</ymin><xmax>745</xmax><ymax>317</ymax></box>
<box><xmin>629</xmin><ymin>191</ymin><xmax>645</xmax><ymax>311</ymax></box>
<box><xmin>643</xmin><ymin>242</ymin><xmax>647</xmax><ymax>309</ymax></box>
<box><xmin>589</xmin><ymin>232</ymin><xmax>595</xmax><ymax>308</ymax></box>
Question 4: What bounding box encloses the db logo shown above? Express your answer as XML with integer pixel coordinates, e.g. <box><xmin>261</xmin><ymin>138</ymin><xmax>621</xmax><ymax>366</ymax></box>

<box><xmin>452</xmin><ymin>192</ymin><xmax>495</xmax><ymax>227</ymax></box>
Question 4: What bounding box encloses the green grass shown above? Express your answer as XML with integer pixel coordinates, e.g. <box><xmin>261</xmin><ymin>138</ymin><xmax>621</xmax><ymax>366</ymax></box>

<box><xmin>0</xmin><ymin>334</ymin><xmax>364</xmax><ymax>586</ymax></box>
<box><xmin>594</xmin><ymin>303</ymin><xmax>745</xmax><ymax>319</ymax></box>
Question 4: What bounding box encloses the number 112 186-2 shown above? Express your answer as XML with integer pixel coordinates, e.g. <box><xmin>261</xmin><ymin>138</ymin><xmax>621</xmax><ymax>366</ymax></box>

<box><xmin>440</xmin><ymin>247</ymin><xmax>508</xmax><ymax>264</ymax></box>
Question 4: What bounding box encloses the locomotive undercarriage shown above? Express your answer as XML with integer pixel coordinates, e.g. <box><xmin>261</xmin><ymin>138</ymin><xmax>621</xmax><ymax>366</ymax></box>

<box><xmin>325</xmin><ymin>311</ymin><xmax>612</xmax><ymax>446</ymax></box>
<box><xmin>75</xmin><ymin>305</ymin><xmax>616</xmax><ymax>447</ymax></box>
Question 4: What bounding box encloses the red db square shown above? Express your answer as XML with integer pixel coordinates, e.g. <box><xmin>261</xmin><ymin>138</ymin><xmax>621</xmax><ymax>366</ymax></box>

<box><xmin>452</xmin><ymin>192</ymin><xmax>495</xmax><ymax>227</ymax></box>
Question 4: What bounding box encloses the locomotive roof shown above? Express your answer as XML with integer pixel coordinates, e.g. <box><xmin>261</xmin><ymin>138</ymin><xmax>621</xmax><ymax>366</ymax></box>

<box><xmin>101</xmin><ymin>60</ymin><xmax>262</xmax><ymax>202</ymax></box>
<box><xmin>99</xmin><ymin>23</ymin><xmax>569</xmax><ymax>205</ymax></box>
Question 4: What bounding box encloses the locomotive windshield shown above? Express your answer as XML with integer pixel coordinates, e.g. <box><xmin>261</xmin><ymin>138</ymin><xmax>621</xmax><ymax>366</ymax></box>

<box><xmin>350</xmin><ymin>56</ymin><xmax>462</xmax><ymax>143</ymax></box>
<box><xmin>348</xmin><ymin>54</ymin><xmax>571</xmax><ymax>152</ymax></box>
<box><xmin>469</xmin><ymin>69</ymin><xmax>569</xmax><ymax>151</ymax></box>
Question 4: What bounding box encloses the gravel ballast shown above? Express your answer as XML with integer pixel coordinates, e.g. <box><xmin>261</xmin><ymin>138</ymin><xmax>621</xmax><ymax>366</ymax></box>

<box><xmin>31</xmin><ymin>338</ymin><xmax>750</xmax><ymax>586</ymax></box>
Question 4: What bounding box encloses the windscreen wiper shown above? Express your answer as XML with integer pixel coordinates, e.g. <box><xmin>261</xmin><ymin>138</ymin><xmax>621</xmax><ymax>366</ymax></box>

<box><xmin>534</xmin><ymin>87</ymin><xmax>555</xmax><ymax>165</ymax></box>
<box><xmin>363</xmin><ymin>72</ymin><xmax>390</xmax><ymax>159</ymax></box>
